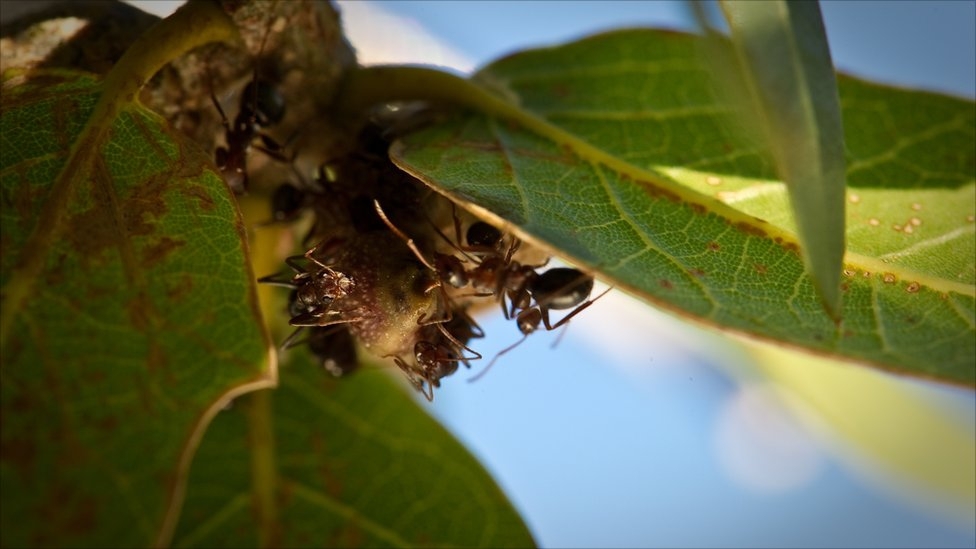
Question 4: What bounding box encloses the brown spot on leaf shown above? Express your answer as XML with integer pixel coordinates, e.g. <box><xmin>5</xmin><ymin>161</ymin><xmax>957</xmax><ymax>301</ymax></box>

<box><xmin>142</xmin><ymin>236</ymin><xmax>184</xmax><ymax>268</ymax></box>
<box><xmin>0</xmin><ymin>435</ymin><xmax>36</xmax><ymax>478</ymax></box>
<box><xmin>734</xmin><ymin>221</ymin><xmax>767</xmax><ymax>238</ymax></box>
<box><xmin>659</xmin><ymin>279</ymin><xmax>674</xmax><ymax>290</ymax></box>
<box><xmin>906</xmin><ymin>281</ymin><xmax>920</xmax><ymax>293</ymax></box>
<box><xmin>121</xmin><ymin>175</ymin><xmax>169</xmax><ymax>236</ymax></box>
<box><xmin>689</xmin><ymin>267</ymin><xmax>706</xmax><ymax>278</ymax></box>
<box><xmin>707</xmin><ymin>241</ymin><xmax>720</xmax><ymax>252</ymax></box>
<box><xmin>34</xmin><ymin>487</ymin><xmax>98</xmax><ymax>542</ymax></box>
<box><xmin>126</xmin><ymin>291</ymin><xmax>153</xmax><ymax>331</ymax></box>
<box><xmin>178</xmin><ymin>183</ymin><xmax>216</xmax><ymax>212</ymax></box>
<box><xmin>166</xmin><ymin>274</ymin><xmax>194</xmax><ymax>302</ymax></box>
<box><xmin>882</xmin><ymin>273</ymin><xmax>897</xmax><ymax>284</ymax></box>
<box><xmin>753</xmin><ymin>264</ymin><xmax>768</xmax><ymax>275</ymax></box>
<box><xmin>147</xmin><ymin>340</ymin><xmax>166</xmax><ymax>373</ymax></box>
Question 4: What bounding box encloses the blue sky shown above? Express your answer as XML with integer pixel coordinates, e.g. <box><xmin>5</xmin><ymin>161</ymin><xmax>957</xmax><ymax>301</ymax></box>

<box><xmin>336</xmin><ymin>1</ymin><xmax>976</xmax><ymax>547</ymax></box>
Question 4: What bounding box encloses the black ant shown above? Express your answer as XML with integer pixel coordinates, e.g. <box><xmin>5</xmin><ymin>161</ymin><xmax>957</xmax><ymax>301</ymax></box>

<box><xmin>258</xmin><ymin>237</ymin><xmax>360</xmax><ymax>348</ymax></box>
<box><xmin>394</xmin><ymin>304</ymin><xmax>484</xmax><ymax>401</ymax></box>
<box><xmin>305</xmin><ymin>325</ymin><xmax>358</xmax><ymax>378</ymax></box>
<box><xmin>372</xmin><ymin>199</ymin><xmax>486</xmax><ymax>400</ymax></box>
<box><xmin>207</xmin><ymin>13</ymin><xmax>293</xmax><ymax>195</ymax></box>
<box><xmin>468</xmin><ymin>266</ymin><xmax>611</xmax><ymax>382</ymax></box>
<box><xmin>210</xmin><ymin>70</ymin><xmax>292</xmax><ymax>193</ymax></box>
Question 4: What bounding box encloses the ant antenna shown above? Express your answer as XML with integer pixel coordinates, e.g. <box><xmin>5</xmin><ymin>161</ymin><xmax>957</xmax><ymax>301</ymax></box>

<box><xmin>373</xmin><ymin>200</ymin><xmax>437</xmax><ymax>272</ymax></box>
<box><xmin>467</xmin><ymin>335</ymin><xmax>527</xmax><ymax>383</ymax></box>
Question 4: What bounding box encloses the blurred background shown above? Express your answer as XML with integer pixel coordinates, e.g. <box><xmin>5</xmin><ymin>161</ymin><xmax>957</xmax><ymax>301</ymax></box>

<box><xmin>79</xmin><ymin>0</ymin><xmax>976</xmax><ymax>546</ymax></box>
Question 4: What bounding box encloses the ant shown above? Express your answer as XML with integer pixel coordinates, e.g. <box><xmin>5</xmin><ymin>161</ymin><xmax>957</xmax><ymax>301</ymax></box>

<box><xmin>393</xmin><ymin>304</ymin><xmax>484</xmax><ymax>401</ymax></box>
<box><xmin>211</xmin><ymin>73</ymin><xmax>291</xmax><ymax>193</ymax></box>
<box><xmin>258</xmin><ymin>237</ymin><xmax>360</xmax><ymax>348</ymax></box>
<box><xmin>468</xmin><ymin>267</ymin><xmax>611</xmax><ymax>382</ymax></box>
<box><xmin>207</xmin><ymin>15</ymin><xmax>295</xmax><ymax>194</ymax></box>
<box><xmin>306</xmin><ymin>325</ymin><xmax>358</xmax><ymax>378</ymax></box>
<box><xmin>423</xmin><ymin>214</ymin><xmax>611</xmax><ymax>382</ymax></box>
<box><xmin>372</xmin><ymin>199</ymin><xmax>485</xmax><ymax>400</ymax></box>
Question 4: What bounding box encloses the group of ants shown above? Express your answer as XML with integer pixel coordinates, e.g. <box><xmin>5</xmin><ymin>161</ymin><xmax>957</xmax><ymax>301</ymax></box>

<box><xmin>210</xmin><ymin>69</ymin><xmax>608</xmax><ymax>401</ymax></box>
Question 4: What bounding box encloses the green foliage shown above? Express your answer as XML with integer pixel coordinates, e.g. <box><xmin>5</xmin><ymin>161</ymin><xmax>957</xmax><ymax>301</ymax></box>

<box><xmin>0</xmin><ymin>71</ymin><xmax>271</xmax><ymax>546</ymax></box>
<box><xmin>391</xmin><ymin>29</ymin><xmax>976</xmax><ymax>385</ymax></box>
<box><xmin>174</xmin><ymin>350</ymin><xmax>534</xmax><ymax>548</ymax></box>
<box><xmin>1</xmin><ymin>3</ymin><xmax>973</xmax><ymax>547</ymax></box>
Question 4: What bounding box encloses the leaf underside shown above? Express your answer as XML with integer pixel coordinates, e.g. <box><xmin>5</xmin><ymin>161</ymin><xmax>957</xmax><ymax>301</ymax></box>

<box><xmin>392</xmin><ymin>29</ymin><xmax>976</xmax><ymax>386</ymax></box>
<box><xmin>0</xmin><ymin>72</ymin><xmax>271</xmax><ymax>546</ymax></box>
<box><xmin>173</xmin><ymin>350</ymin><xmax>535</xmax><ymax>548</ymax></box>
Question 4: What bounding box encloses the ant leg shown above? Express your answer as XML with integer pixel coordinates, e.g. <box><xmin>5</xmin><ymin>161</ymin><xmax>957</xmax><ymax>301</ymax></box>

<box><xmin>281</xmin><ymin>325</ymin><xmax>342</xmax><ymax>350</ymax></box>
<box><xmin>434</xmin><ymin>322</ymin><xmax>482</xmax><ymax>362</ymax></box>
<box><xmin>206</xmin><ymin>63</ymin><xmax>232</xmax><ymax>134</ymax></box>
<box><xmin>467</xmin><ymin>335</ymin><xmax>528</xmax><ymax>383</ymax></box>
<box><xmin>289</xmin><ymin>313</ymin><xmax>363</xmax><ymax>328</ymax></box>
<box><xmin>541</xmin><ymin>286</ymin><xmax>613</xmax><ymax>331</ymax></box>
<box><xmin>549</xmin><ymin>322</ymin><xmax>571</xmax><ymax>349</ymax></box>
<box><xmin>280</xmin><ymin>326</ymin><xmax>306</xmax><ymax>349</ymax></box>
<box><xmin>373</xmin><ymin>199</ymin><xmax>437</xmax><ymax>272</ymax></box>
<box><xmin>394</xmin><ymin>357</ymin><xmax>432</xmax><ymax>401</ymax></box>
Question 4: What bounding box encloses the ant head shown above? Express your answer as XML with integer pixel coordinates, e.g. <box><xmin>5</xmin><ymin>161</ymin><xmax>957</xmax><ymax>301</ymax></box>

<box><xmin>241</xmin><ymin>79</ymin><xmax>286</xmax><ymax>128</ymax></box>
<box><xmin>414</xmin><ymin>340</ymin><xmax>460</xmax><ymax>386</ymax></box>
<box><xmin>530</xmin><ymin>268</ymin><xmax>594</xmax><ymax>311</ymax></box>
<box><xmin>466</xmin><ymin>222</ymin><xmax>503</xmax><ymax>249</ymax></box>
<box><xmin>516</xmin><ymin>308</ymin><xmax>542</xmax><ymax>336</ymax></box>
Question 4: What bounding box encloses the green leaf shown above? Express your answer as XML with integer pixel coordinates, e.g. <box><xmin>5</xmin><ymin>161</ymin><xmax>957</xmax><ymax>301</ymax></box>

<box><xmin>389</xmin><ymin>29</ymin><xmax>975</xmax><ymax>386</ymax></box>
<box><xmin>717</xmin><ymin>0</ymin><xmax>848</xmax><ymax>317</ymax></box>
<box><xmin>0</xmin><ymin>71</ymin><xmax>271</xmax><ymax>546</ymax></box>
<box><xmin>173</xmin><ymin>350</ymin><xmax>535</xmax><ymax>548</ymax></box>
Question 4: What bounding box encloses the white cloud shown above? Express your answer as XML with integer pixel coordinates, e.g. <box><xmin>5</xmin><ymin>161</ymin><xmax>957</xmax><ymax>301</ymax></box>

<box><xmin>336</xmin><ymin>1</ymin><xmax>476</xmax><ymax>72</ymax></box>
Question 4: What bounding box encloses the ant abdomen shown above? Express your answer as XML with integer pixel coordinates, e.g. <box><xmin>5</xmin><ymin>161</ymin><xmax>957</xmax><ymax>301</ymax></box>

<box><xmin>271</xmin><ymin>183</ymin><xmax>305</xmax><ymax>222</ymax></box>
<box><xmin>307</xmin><ymin>326</ymin><xmax>358</xmax><ymax>378</ymax></box>
<box><xmin>466</xmin><ymin>221</ymin><xmax>503</xmax><ymax>250</ymax></box>
<box><xmin>530</xmin><ymin>267</ymin><xmax>594</xmax><ymax>310</ymax></box>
